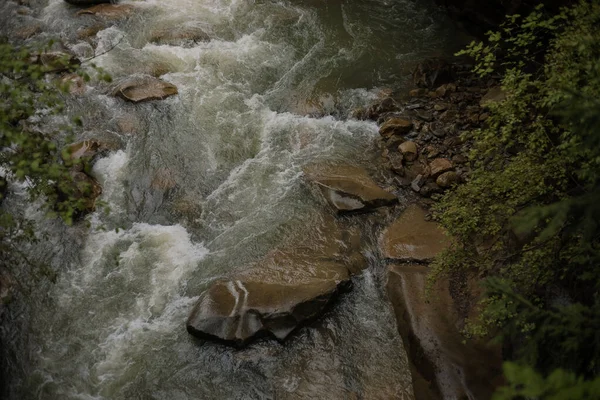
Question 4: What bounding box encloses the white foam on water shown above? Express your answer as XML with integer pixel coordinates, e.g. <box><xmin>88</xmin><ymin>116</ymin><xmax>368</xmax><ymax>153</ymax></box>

<box><xmin>92</xmin><ymin>149</ymin><xmax>129</xmax><ymax>214</ymax></box>
<box><xmin>50</xmin><ymin>222</ymin><xmax>207</xmax><ymax>396</ymax></box>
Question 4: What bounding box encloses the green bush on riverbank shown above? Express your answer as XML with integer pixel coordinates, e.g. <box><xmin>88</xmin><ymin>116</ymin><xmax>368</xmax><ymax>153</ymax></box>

<box><xmin>432</xmin><ymin>1</ymin><xmax>600</xmax><ymax>397</ymax></box>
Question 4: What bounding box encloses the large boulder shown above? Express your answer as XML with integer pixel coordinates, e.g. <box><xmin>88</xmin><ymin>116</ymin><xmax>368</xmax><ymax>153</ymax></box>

<box><xmin>387</xmin><ymin>264</ymin><xmax>502</xmax><ymax>400</ymax></box>
<box><xmin>303</xmin><ymin>163</ymin><xmax>397</xmax><ymax>213</ymax></box>
<box><xmin>111</xmin><ymin>76</ymin><xmax>178</xmax><ymax>103</ymax></box>
<box><xmin>187</xmin><ymin>217</ymin><xmax>366</xmax><ymax>346</ymax></box>
<box><xmin>380</xmin><ymin>204</ymin><xmax>451</xmax><ymax>261</ymax></box>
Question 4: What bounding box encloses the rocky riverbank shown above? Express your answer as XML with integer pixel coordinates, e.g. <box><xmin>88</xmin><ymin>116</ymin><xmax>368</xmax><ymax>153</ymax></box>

<box><xmin>354</xmin><ymin>57</ymin><xmax>507</xmax><ymax>400</ymax></box>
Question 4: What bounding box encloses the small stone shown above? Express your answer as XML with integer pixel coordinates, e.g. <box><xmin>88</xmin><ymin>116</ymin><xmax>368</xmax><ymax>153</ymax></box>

<box><xmin>434</xmin><ymin>85</ymin><xmax>447</xmax><ymax>98</ymax></box>
<box><xmin>409</xmin><ymin>88</ymin><xmax>428</xmax><ymax>97</ymax></box>
<box><xmin>452</xmin><ymin>154</ymin><xmax>468</xmax><ymax>164</ymax></box>
<box><xmin>415</xmin><ymin>110</ymin><xmax>433</xmax><ymax>122</ymax></box>
<box><xmin>398</xmin><ymin>141</ymin><xmax>418</xmax><ymax>162</ymax></box>
<box><xmin>434</xmin><ymin>103</ymin><xmax>448</xmax><ymax>112</ymax></box>
<box><xmin>76</xmin><ymin>24</ymin><xmax>105</xmax><ymax>40</ymax></box>
<box><xmin>436</xmin><ymin>171</ymin><xmax>460</xmax><ymax>188</ymax></box>
<box><xmin>379</xmin><ymin>117</ymin><xmax>413</xmax><ymax>138</ymax></box>
<box><xmin>439</xmin><ymin>110</ymin><xmax>458</xmax><ymax>123</ymax></box>
<box><xmin>411</xmin><ymin>174</ymin><xmax>425</xmax><ymax>192</ymax></box>
<box><xmin>429</xmin><ymin>158</ymin><xmax>453</xmax><ymax>177</ymax></box>
<box><xmin>388</xmin><ymin>153</ymin><xmax>405</xmax><ymax>174</ymax></box>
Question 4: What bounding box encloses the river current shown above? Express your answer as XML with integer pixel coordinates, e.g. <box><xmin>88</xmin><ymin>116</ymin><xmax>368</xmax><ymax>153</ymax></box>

<box><xmin>0</xmin><ymin>0</ymin><xmax>462</xmax><ymax>398</ymax></box>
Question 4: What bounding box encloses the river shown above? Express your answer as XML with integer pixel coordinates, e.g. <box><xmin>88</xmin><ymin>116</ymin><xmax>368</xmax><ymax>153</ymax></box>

<box><xmin>0</xmin><ymin>0</ymin><xmax>463</xmax><ymax>398</ymax></box>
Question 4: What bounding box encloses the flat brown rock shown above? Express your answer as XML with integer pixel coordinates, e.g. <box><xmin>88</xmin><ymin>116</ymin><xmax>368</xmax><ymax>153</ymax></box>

<box><xmin>303</xmin><ymin>163</ymin><xmax>397</xmax><ymax>213</ymax></box>
<box><xmin>387</xmin><ymin>264</ymin><xmax>502</xmax><ymax>399</ymax></box>
<box><xmin>380</xmin><ymin>204</ymin><xmax>450</xmax><ymax>261</ymax></box>
<box><xmin>187</xmin><ymin>217</ymin><xmax>366</xmax><ymax>346</ymax></box>
<box><xmin>149</xmin><ymin>26</ymin><xmax>210</xmax><ymax>46</ymax></box>
<box><xmin>112</xmin><ymin>76</ymin><xmax>178</xmax><ymax>103</ymax></box>
<box><xmin>379</xmin><ymin>117</ymin><xmax>413</xmax><ymax>138</ymax></box>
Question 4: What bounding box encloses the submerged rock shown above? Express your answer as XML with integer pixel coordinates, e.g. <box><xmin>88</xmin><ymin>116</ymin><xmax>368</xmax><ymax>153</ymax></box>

<box><xmin>187</xmin><ymin>217</ymin><xmax>366</xmax><ymax>346</ymax></box>
<box><xmin>149</xmin><ymin>25</ymin><xmax>210</xmax><ymax>46</ymax></box>
<box><xmin>303</xmin><ymin>163</ymin><xmax>397</xmax><ymax>213</ymax></box>
<box><xmin>380</xmin><ymin>204</ymin><xmax>450</xmax><ymax>261</ymax></box>
<box><xmin>76</xmin><ymin>4</ymin><xmax>134</xmax><ymax>19</ymax></box>
<box><xmin>112</xmin><ymin>76</ymin><xmax>178</xmax><ymax>103</ymax></box>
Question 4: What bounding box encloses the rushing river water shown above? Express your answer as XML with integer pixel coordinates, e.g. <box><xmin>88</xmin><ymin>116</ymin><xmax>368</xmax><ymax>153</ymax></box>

<box><xmin>1</xmin><ymin>0</ymin><xmax>463</xmax><ymax>398</ymax></box>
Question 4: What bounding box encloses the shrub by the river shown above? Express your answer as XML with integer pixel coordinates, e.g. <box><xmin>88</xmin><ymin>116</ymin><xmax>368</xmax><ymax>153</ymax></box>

<box><xmin>431</xmin><ymin>2</ymin><xmax>600</xmax><ymax>397</ymax></box>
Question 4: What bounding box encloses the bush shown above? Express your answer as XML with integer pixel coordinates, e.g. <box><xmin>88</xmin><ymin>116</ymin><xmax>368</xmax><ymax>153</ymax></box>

<box><xmin>431</xmin><ymin>1</ymin><xmax>600</xmax><ymax>396</ymax></box>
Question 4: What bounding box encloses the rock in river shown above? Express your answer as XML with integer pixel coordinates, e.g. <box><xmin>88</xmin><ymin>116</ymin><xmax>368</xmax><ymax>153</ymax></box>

<box><xmin>76</xmin><ymin>4</ymin><xmax>134</xmax><ymax>19</ymax></box>
<box><xmin>380</xmin><ymin>204</ymin><xmax>450</xmax><ymax>261</ymax></box>
<box><xmin>112</xmin><ymin>75</ymin><xmax>178</xmax><ymax>103</ymax></box>
<box><xmin>303</xmin><ymin>163</ymin><xmax>397</xmax><ymax>213</ymax></box>
<box><xmin>187</xmin><ymin>217</ymin><xmax>366</xmax><ymax>346</ymax></box>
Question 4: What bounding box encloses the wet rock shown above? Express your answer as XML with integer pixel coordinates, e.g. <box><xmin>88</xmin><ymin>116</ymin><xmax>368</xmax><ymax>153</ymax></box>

<box><xmin>303</xmin><ymin>163</ymin><xmax>397</xmax><ymax>213</ymax></box>
<box><xmin>436</xmin><ymin>171</ymin><xmax>460</xmax><ymax>188</ymax></box>
<box><xmin>15</xmin><ymin>24</ymin><xmax>40</xmax><ymax>39</ymax></box>
<box><xmin>411</xmin><ymin>175</ymin><xmax>425</xmax><ymax>193</ymax></box>
<box><xmin>419</xmin><ymin>182</ymin><xmax>443</xmax><ymax>198</ymax></box>
<box><xmin>415</xmin><ymin>110</ymin><xmax>433</xmax><ymax>122</ymax></box>
<box><xmin>429</xmin><ymin>158</ymin><xmax>453</xmax><ymax>177</ymax></box>
<box><xmin>386</xmin><ymin>264</ymin><xmax>502</xmax><ymax>400</ymax></box>
<box><xmin>76</xmin><ymin>23</ymin><xmax>106</xmax><ymax>40</ymax></box>
<box><xmin>413</xmin><ymin>58</ymin><xmax>454</xmax><ymax>89</ymax></box>
<box><xmin>112</xmin><ymin>76</ymin><xmax>178</xmax><ymax>103</ymax></box>
<box><xmin>76</xmin><ymin>4</ymin><xmax>134</xmax><ymax>19</ymax></box>
<box><xmin>187</xmin><ymin>217</ymin><xmax>366</xmax><ymax>346</ymax></box>
<box><xmin>433</xmin><ymin>103</ymin><xmax>448</xmax><ymax>112</ymax></box>
<box><xmin>379</xmin><ymin>117</ymin><xmax>413</xmax><ymax>138</ymax></box>
<box><xmin>149</xmin><ymin>25</ymin><xmax>210</xmax><ymax>46</ymax></box>
<box><xmin>398</xmin><ymin>141</ymin><xmax>418</xmax><ymax>162</ymax></box>
<box><xmin>480</xmin><ymin>86</ymin><xmax>506</xmax><ymax>108</ymax></box>
<box><xmin>452</xmin><ymin>154</ymin><xmax>468</xmax><ymax>164</ymax></box>
<box><xmin>438</xmin><ymin>109</ymin><xmax>458</xmax><ymax>123</ymax></box>
<box><xmin>388</xmin><ymin>152</ymin><xmax>405</xmax><ymax>174</ymax></box>
<box><xmin>115</xmin><ymin>113</ymin><xmax>144</xmax><ymax>134</ymax></box>
<box><xmin>410</xmin><ymin>88</ymin><xmax>429</xmax><ymax>97</ymax></box>
<box><xmin>380</xmin><ymin>204</ymin><xmax>451</xmax><ymax>261</ymax></box>
<box><xmin>366</xmin><ymin>97</ymin><xmax>398</xmax><ymax>120</ymax></box>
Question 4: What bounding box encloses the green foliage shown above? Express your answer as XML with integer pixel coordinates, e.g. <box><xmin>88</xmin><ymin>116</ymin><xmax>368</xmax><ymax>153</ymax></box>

<box><xmin>494</xmin><ymin>362</ymin><xmax>600</xmax><ymax>400</ymax></box>
<box><xmin>432</xmin><ymin>1</ymin><xmax>600</xmax><ymax>396</ymax></box>
<box><xmin>1</xmin><ymin>40</ymin><xmax>109</xmax><ymax>285</ymax></box>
